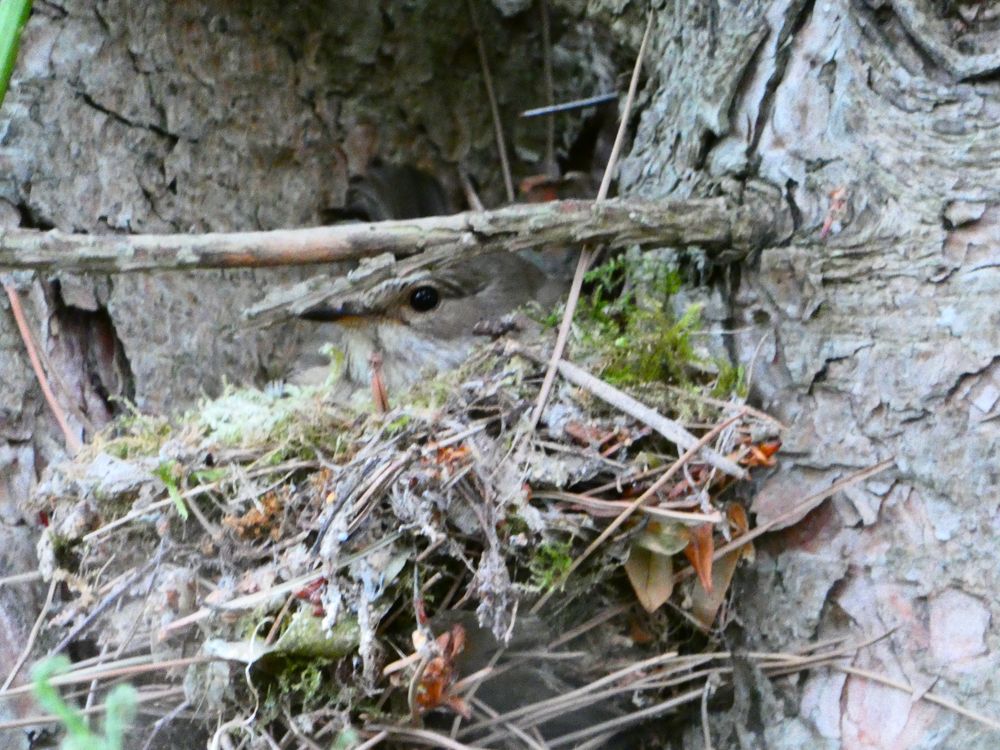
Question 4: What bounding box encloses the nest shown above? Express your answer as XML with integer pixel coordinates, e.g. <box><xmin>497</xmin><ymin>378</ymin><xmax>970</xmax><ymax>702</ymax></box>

<box><xmin>23</xmin><ymin>311</ymin><xmax>790</xmax><ymax>748</ymax></box>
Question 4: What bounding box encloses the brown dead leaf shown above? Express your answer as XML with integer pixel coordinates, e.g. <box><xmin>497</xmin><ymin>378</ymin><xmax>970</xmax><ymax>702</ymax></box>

<box><xmin>689</xmin><ymin>505</ymin><xmax>755</xmax><ymax>629</ymax></box>
<box><xmin>688</xmin><ymin>547</ymin><xmax>741</xmax><ymax>630</ymax></box>
<box><xmin>740</xmin><ymin>440</ymin><xmax>781</xmax><ymax>468</ymax></box>
<box><xmin>625</xmin><ymin>545</ymin><xmax>674</xmax><ymax>613</ymax></box>
<box><xmin>222</xmin><ymin>491</ymin><xmax>284</xmax><ymax>540</ymax></box>
<box><xmin>683</xmin><ymin>523</ymin><xmax>715</xmax><ymax>594</ymax></box>
<box><xmin>414</xmin><ymin>624</ymin><xmax>471</xmax><ymax>718</ymax></box>
<box><xmin>726</xmin><ymin>504</ymin><xmax>755</xmax><ymax>562</ymax></box>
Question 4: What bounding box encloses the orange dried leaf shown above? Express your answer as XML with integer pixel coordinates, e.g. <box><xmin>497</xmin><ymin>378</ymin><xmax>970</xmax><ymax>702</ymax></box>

<box><xmin>222</xmin><ymin>491</ymin><xmax>284</xmax><ymax>540</ymax></box>
<box><xmin>726</xmin><ymin>504</ymin><xmax>750</xmax><ymax>534</ymax></box>
<box><xmin>414</xmin><ymin>624</ymin><xmax>468</xmax><ymax>716</ymax></box>
<box><xmin>683</xmin><ymin>523</ymin><xmax>715</xmax><ymax>594</ymax></box>
<box><xmin>625</xmin><ymin>544</ymin><xmax>674</xmax><ymax>613</ymax></box>
<box><xmin>740</xmin><ymin>440</ymin><xmax>781</xmax><ymax>468</ymax></box>
<box><xmin>688</xmin><ymin>546</ymin><xmax>741</xmax><ymax>630</ymax></box>
<box><xmin>435</xmin><ymin>444</ymin><xmax>471</xmax><ymax>465</ymax></box>
<box><xmin>725</xmin><ymin>504</ymin><xmax>755</xmax><ymax>562</ymax></box>
<box><xmin>369</xmin><ymin>353</ymin><xmax>390</xmax><ymax>413</ymax></box>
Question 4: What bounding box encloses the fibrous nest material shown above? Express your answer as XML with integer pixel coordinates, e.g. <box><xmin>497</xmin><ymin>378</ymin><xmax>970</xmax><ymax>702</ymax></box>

<box><xmin>23</xmin><ymin>297</ymin><xmax>786</xmax><ymax>749</ymax></box>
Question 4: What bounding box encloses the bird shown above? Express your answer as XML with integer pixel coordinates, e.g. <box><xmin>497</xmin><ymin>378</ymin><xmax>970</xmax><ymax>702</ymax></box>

<box><xmin>288</xmin><ymin>165</ymin><xmax>569</xmax><ymax>397</ymax></box>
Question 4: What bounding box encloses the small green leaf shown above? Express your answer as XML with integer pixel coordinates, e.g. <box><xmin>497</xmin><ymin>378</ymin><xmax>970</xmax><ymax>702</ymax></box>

<box><xmin>154</xmin><ymin>461</ymin><xmax>189</xmax><ymax>520</ymax></box>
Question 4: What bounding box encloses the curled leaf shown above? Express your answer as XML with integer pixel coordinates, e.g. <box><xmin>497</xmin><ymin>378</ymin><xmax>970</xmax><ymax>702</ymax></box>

<box><xmin>683</xmin><ymin>523</ymin><xmax>715</xmax><ymax>594</ymax></box>
<box><xmin>634</xmin><ymin>521</ymin><xmax>689</xmax><ymax>557</ymax></box>
<box><xmin>625</xmin><ymin>545</ymin><xmax>674</xmax><ymax>613</ymax></box>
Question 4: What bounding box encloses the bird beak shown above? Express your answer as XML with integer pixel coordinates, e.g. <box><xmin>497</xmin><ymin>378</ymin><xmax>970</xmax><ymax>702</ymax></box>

<box><xmin>299</xmin><ymin>302</ymin><xmax>371</xmax><ymax>324</ymax></box>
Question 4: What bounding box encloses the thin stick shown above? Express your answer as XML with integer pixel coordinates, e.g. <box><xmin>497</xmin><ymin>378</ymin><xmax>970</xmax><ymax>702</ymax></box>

<box><xmin>11</xmin><ymin>294</ymin><xmax>97</xmax><ymax>435</ymax></box>
<box><xmin>532</xmin><ymin>490</ymin><xmax>722</xmax><ymax>524</ymax></box>
<box><xmin>82</xmin><ymin>459</ymin><xmax>317</xmax><ymax>543</ymax></box>
<box><xmin>466</xmin><ymin>0</ymin><xmax>515</xmax><ymax>203</ymax></box>
<box><xmin>529</xmin><ymin>412</ymin><xmax>743</xmax><ymax>614</ymax></box>
<box><xmin>460</xmin><ymin>651</ymin><xmax>683</xmax><ymax>734</ymax></box>
<box><xmin>0</xmin><ymin>196</ymin><xmax>782</xmax><ymax>277</ymax></box>
<box><xmin>50</xmin><ymin>545</ymin><xmax>164</xmax><ymax>656</ymax></box>
<box><xmin>833</xmin><ymin>664</ymin><xmax>1000</xmax><ymax>733</ymax></box>
<box><xmin>548</xmin><ymin>604</ymin><xmax>628</xmax><ymax>649</ymax></box>
<box><xmin>0</xmin><ymin>687</ymin><xmax>183</xmax><ymax>731</ymax></box>
<box><xmin>140</xmin><ymin>699</ymin><xmax>191</xmax><ymax>750</ymax></box>
<box><xmin>353</xmin><ymin>731</ymin><xmax>388</xmax><ymax>750</ymax></box>
<box><xmin>470</xmin><ymin>697</ymin><xmax>548</xmax><ymax>750</ymax></box>
<box><xmin>529</xmin><ymin>13</ymin><xmax>653</xmax><ymax>429</ymax></box>
<box><xmin>665</xmin><ymin>385</ymin><xmax>786</xmax><ymax>429</ymax></box>
<box><xmin>539</xmin><ymin>0</ymin><xmax>556</xmax><ymax>178</ymax></box>
<box><xmin>548</xmin><ymin>686</ymin><xmax>706</xmax><ymax>748</ymax></box>
<box><xmin>1</xmin><ymin>576</ymin><xmax>57</xmax><ymax>691</ymax></box>
<box><xmin>701</xmin><ymin>679</ymin><xmax>714</xmax><ymax>750</ymax></box>
<box><xmin>368</xmin><ymin>725</ymin><xmax>487</xmax><ymax>750</ymax></box>
<box><xmin>596</xmin><ymin>13</ymin><xmax>652</xmax><ymax>202</ymax></box>
<box><xmin>553</xmin><ymin>358</ymin><xmax>746</xmax><ymax>478</ymax></box>
<box><xmin>0</xmin><ymin>570</ymin><xmax>41</xmax><ymax>588</ymax></box>
<box><xmin>3</xmin><ymin>281</ymin><xmax>82</xmax><ymax>454</ymax></box>
<box><xmin>0</xmin><ymin>656</ymin><xmax>211</xmax><ymax>701</ymax></box>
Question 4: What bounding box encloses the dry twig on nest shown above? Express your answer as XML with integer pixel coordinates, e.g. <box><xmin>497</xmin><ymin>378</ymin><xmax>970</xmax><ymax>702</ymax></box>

<box><xmin>0</xmin><ymin>194</ymin><xmax>787</xmax><ymax>276</ymax></box>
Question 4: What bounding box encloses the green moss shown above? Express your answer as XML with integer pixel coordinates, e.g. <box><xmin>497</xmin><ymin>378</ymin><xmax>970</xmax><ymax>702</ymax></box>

<box><xmin>713</xmin><ymin>361</ymin><xmax>748</xmax><ymax>399</ymax></box>
<box><xmin>385</xmin><ymin>413</ymin><xmax>413</xmax><ymax>435</ymax></box>
<box><xmin>100</xmin><ymin>408</ymin><xmax>172</xmax><ymax>460</ymax></box>
<box><xmin>602</xmin><ymin>302</ymin><xmax>704</xmax><ymax>388</ymax></box>
<box><xmin>48</xmin><ymin>533</ymin><xmax>81</xmax><ymax>571</ymax></box>
<box><xmin>572</xmin><ymin>253</ymin><xmax>708</xmax><ymax>390</ymax></box>
<box><xmin>529</xmin><ymin>539</ymin><xmax>573</xmax><ymax>590</ymax></box>
<box><xmin>250</xmin><ymin>613</ymin><xmax>362</xmax><ymax>722</ymax></box>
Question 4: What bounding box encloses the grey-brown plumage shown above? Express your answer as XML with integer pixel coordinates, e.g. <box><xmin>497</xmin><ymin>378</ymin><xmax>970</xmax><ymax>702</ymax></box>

<box><xmin>289</xmin><ymin>166</ymin><xmax>568</xmax><ymax>391</ymax></box>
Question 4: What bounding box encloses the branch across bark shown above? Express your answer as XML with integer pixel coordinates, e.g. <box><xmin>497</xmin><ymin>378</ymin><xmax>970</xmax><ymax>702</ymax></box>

<box><xmin>0</xmin><ymin>185</ymin><xmax>790</xmax><ymax>275</ymax></box>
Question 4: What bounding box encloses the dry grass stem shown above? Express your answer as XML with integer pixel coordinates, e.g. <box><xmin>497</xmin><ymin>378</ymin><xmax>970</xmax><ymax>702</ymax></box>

<box><xmin>529</xmin><ymin>12</ymin><xmax>654</xmax><ymax>429</ymax></box>
<box><xmin>532</xmin><ymin>490</ymin><xmax>723</xmax><ymax>523</ymax></box>
<box><xmin>353</xmin><ymin>730</ymin><xmax>388</xmax><ymax>750</ymax></box>
<box><xmin>0</xmin><ymin>687</ymin><xmax>184</xmax><ymax>732</ymax></box>
<box><xmin>553</xmin><ymin>358</ymin><xmax>745</xmax><ymax>478</ymax></box>
<box><xmin>0</xmin><ymin>577</ymin><xmax>57</xmax><ymax>691</ymax></box>
<box><xmin>3</xmin><ymin>281</ymin><xmax>82</xmax><ymax>454</ymax></box>
<box><xmin>0</xmin><ymin>570</ymin><xmax>42</xmax><ymax>588</ymax></box>
<box><xmin>466</xmin><ymin>0</ymin><xmax>515</xmax><ymax>203</ymax></box>
<box><xmin>834</xmin><ymin>665</ymin><xmax>1000</xmax><ymax>732</ymax></box>
<box><xmin>530</xmin><ymin>412</ymin><xmax>744</xmax><ymax>614</ymax></box>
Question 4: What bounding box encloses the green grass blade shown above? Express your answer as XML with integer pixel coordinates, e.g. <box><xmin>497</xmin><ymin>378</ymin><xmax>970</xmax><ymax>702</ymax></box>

<box><xmin>0</xmin><ymin>0</ymin><xmax>31</xmax><ymax>106</ymax></box>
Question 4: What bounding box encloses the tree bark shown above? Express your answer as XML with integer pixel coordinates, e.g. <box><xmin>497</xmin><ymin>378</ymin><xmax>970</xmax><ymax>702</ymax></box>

<box><xmin>603</xmin><ymin>0</ymin><xmax>1000</xmax><ymax>747</ymax></box>
<box><xmin>0</xmin><ymin>2</ymin><xmax>619</xmax><ymax>745</ymax></box>
<box><xmin>1</xmin><ymin>0</ymin><xmax>997</xmax><ymax>748</ymax></box>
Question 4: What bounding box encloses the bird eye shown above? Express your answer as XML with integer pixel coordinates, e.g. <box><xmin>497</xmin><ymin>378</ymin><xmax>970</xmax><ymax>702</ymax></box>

<box><xmin>408</xmin><ymin>285</ymin><xmax>440</xmax><ymax>312</ymax></box>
